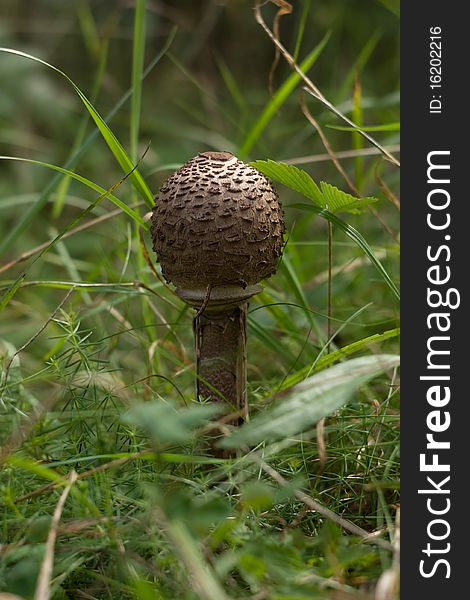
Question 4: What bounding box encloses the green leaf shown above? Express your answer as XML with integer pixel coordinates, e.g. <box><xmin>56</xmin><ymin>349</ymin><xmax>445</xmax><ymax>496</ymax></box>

<box><xmin>122</xmin><ymin>400</ymin><xmax>222</xmax><ymax>445</ymax></box>
<box><xmin>220</xmin><ymin>354</ymin><xmax>399</xmax><ymax>447</ymax></box>
<box><xmin>319</xmin><ymin>181</ymin><xmax>378</xmax><ymax>214</ymax></box>
<box><xmin>250</xmin><ymin>160</ymin><xmax>398</xmax><ymax>299</ymax></box>
<box><xmin>251</xmin><ymin>160</ymin><xmax>378</xmax><ymax>214</ymax></box>
<box><xmin>3</xmin><ymin>545</ymin><xmax>44</xmax><ymax>598</ymax></box>
<box><xmin>241</xmin><ymin>482</ymin><xmax>275</xmax><ymax>510</ymax></box>
<box><xmin>251</xmin><ymin>160</ymin><xmax>324</xmax><ymax>206</ymax></box>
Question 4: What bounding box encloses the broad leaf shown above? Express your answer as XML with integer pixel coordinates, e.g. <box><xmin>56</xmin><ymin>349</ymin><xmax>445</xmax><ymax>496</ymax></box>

<box><xmin>252</xmin><ymin>159</ymin><xmax>378</xmax><ymax>214</ymax></box>
<box><xmin>220</xmin><ymin>354</ymin><xmax>399</xmax><ymax>448</ymax></box>
<box><xmin>123</xmin><ymin>400</ymin><xmax>222</xmax><ymax>445</ymax></box>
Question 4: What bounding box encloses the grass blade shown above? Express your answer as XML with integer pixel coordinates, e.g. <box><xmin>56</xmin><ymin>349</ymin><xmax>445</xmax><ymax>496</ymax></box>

<box><xmin>292</xmin><ymin>202</ymin><xmax>399</xmax><ymax>300</ymax></box>
<box><xmin>0</xmin><ymin>156</ymin><xmax>147</xmax><ymax>228</ymax></box>
<box><xmin>0</xmin><ymin>48</ymin><xmax>154</xmax><ymax>208</ymax></box>
<box><xmin>278</xmin><ymin>327</ymin><xmax>400</xmax><ymax>390</ymax></box>
<box><xmin>328</xmin><ymin>122</ymin><xmax>400</xmax><ymax>132</ymax></box>
<box><xmin>336</xmin><ymin>32</ymin><xmax>380</xmax><ymax>101</ymax></box>
<box><xmin>278</xmin><ymin>255</ymin><xmax>319</xmax><ymax>336</ymax></box>
<box><xmin>0</xmin><ymin>30</ymin><xmax>175</xmax><ymax>257</ymax></box>
<box><xmin>0</xmin><ymin>161</ymin><xmax>147</xmax><ymax>310</ymax></box>
<box><xmin>130</xmin><ymin>0</ymin><xmax>146</xmax><ymax>163</ymax></box>
<box><xmin>53</xmin><ymin>29</ymin><xmax>110</xmax><ymax>218</ymax></box>
<box><xmin>248</xmin><ymin>317</ymin><xmax>296</xmax><ymax>364</ymax></box>
<box><xmin>239</xmin><ymin>31</ymin><xmax>330</xmax><ymax>158</ymax></box>
<box><xmin>292</xmin><ymin>0</ymin><xmax>312</xmax><ymax>62</ymax></box>
<box><xmin>216</xmin><ymin>55</ymin><xmax>247</xmax><ymax>112</ymax></box>
<box><xmin>352</xmin><ymin>77</ymin><xmax>364</xmax><ymax>190</ymax></box>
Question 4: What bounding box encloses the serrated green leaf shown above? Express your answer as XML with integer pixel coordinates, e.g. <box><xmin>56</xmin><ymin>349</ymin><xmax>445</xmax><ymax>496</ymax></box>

<box><xmin>251</xmin><ymin>160</ymin><xmax>378</xmax><ymax>214</ymax></box>
<box><xmin>250</xmin><ymin>159</ymin><xmax>399</xmax><ymax>299</ymax></box>
<box><xmin>220</xmin><ymin>354</ymin><xmax>399</xmax><ymax>448</ymax></box>
<box><xmin>320</xmin><ymin>181</ymin><xmax>378</xmax><ymax>214</ymax></box>
<box><xmin>251</xmin><ymin>160</ymin><xmax>324</xmax><ymax>206</ymax></box>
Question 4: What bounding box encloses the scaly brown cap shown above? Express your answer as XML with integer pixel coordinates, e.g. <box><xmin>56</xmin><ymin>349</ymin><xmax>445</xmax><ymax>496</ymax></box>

<box><xmin>150</xmin><ymin>151</ymin><xmax>285</xmax><ymax>289</ymax></box>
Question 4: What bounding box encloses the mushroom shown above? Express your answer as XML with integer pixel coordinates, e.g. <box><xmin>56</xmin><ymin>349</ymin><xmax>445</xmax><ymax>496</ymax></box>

<box><xmin>151</xmin><ymin>151</ymin><xmax>285</xmax><ymax>423</ymax></box>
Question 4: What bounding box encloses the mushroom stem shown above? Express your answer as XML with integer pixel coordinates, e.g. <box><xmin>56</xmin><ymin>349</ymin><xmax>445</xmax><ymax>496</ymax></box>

<box><xmin>194</xmin><ymin>303</ymin><xmax>248</xmax><ymax>420</ymax></box>
<box><xmin>176</xmin><ymin>284</ymin><xmax>262</xmax><ymax>422</ymax></box>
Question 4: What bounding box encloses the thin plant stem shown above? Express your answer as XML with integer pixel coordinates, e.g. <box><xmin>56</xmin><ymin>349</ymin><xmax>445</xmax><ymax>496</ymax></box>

<box><xmin>327</xmin><ymin>221</ymin><xmax>333</xmax><ymax>351</ymax></box>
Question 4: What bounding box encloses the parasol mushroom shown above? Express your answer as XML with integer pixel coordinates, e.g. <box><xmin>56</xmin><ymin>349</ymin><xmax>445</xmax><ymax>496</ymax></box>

<box><xmin>151</xmin><ymin>151</ymin><xmax>285</xmax><ymax>425</ymax></box>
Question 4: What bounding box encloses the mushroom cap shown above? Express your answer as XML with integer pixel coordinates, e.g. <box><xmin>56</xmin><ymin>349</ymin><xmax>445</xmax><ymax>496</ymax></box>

<box><xmin>151</xmin><ymin>151</ymin><xmax>285</xmax><ymax>289</ymax></box>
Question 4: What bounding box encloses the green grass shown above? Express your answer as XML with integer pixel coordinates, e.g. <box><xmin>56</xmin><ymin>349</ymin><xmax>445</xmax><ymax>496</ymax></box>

<box><xmin>0</xmin><ymin>2</ymin><xmax>399</xmax><ymax>599</ymax></box>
